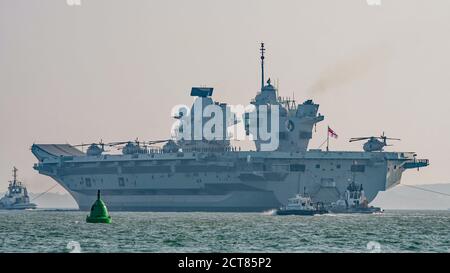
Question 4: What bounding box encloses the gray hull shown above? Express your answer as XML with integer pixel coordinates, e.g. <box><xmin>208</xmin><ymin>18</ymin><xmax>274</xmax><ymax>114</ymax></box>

<box><xmin>32</xmin><ymin>145</ymin><xmax>426</xmax><ymax>212</ymax></box>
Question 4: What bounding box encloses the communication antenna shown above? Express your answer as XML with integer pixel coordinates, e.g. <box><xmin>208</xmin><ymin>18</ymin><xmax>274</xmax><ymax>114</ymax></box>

<box><xmin>276</xmin><ymin>78</ymin><xmax>280</xmax><ymax>98</ymax></box>
<box><xmin>13</xmin><ymin>167</ymin><xmax>18</xmax><ymax>186</ymax></box>
<box><xmin>292</xmin><ymin>91</ymin><xmax>296</xmax><ymax>109</ymax></box>
<box><xmin>260</xmin><ymin>42</ymin><xmax>265</xmax><ymax>90</ymax></box>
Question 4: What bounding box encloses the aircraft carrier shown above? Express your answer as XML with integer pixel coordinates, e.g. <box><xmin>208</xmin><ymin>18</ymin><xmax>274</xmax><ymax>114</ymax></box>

<box><xmin>31</xmin><ymin>44</ymin><xmax>429</xmax><ymax>211</ymax></box>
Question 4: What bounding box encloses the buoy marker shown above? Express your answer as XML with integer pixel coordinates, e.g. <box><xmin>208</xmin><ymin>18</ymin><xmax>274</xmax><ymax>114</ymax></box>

<box><xmin>86</xmin><ymin>190</ymin><xmax>111</xmax><ymax>224</ymax></box>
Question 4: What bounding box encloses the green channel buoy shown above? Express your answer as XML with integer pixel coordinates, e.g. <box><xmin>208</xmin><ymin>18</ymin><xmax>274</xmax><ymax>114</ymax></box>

<box><xmin>86</xmin><ymin>190</ymin><xmax>111</xmax><ymax>224</ymax></box>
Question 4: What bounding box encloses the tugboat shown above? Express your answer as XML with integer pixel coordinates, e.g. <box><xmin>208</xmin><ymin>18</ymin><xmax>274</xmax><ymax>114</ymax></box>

<box><xmin>329</xmin><ymin>181</ymin><xmax>383</xmax><ymax>214</ymax></box>
<box><xmin>276</xmin><ymin>188</ymin><xmax>328</xmax><ymax>216</ymax></box>
<box><xmin>0</xmin><ymin>167</ymin><xmax>37</xmax><ymax>210</ymax></box>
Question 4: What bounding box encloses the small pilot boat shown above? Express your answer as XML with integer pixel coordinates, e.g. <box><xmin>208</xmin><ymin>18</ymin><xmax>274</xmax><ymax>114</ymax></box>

<box><xmin>276</xmin><ymin>194</ymin><xmax>328</xmax><ymax>216</ymax></box>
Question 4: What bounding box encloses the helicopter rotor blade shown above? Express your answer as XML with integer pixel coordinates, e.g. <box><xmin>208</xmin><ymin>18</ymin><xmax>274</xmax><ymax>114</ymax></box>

<box><xmin>349</xmin><ymin>137</ymin><xmax>371</xmax><ymax>142</ymax></box>
<box><xmin>73</xmin><ymin>144</ymin><xmax>87</xmax><ymax>147</ymax></box>
<box><xmin>145</xmin><ymin>139</ymin><xmax>170</xmax><ymax>145</ymax></box>
<box><xmin>107</xmin><ymin>141</ymin><xmax>130</xmax><ymax>146</ymax></box>
<box><xmin>74</xmin><ymin>143</ymin><xmax>97</xmax><ymax>147</ymax></box>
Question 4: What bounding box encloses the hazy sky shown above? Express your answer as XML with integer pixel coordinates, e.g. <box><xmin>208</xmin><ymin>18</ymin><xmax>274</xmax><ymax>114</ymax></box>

<box><xmin>1</xmin><ymin>0</ymin><xmax>450</xmax><ymax>193</ymax></box>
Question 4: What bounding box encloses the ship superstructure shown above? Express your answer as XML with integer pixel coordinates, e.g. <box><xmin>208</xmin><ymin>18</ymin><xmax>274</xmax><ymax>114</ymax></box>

<box><xmin>31</xmin><ymin>44</ymin><xmax>429</xmax><ymax>211</ymax></box>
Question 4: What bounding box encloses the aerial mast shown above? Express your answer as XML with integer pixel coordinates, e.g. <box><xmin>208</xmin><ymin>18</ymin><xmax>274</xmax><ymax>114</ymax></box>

<box><xmin>13</xmin><ymin>166</ymin><xmax>18</xmax><ymax>186</ymax></box>
<box><xmin>260</xmin><ymin>42</ymin><xmax>265</xmax><ymax>90</ymax></box>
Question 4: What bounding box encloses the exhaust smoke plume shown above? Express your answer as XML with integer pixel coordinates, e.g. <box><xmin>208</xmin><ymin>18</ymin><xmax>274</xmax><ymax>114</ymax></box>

<box><xmin>308</xmin><ymin>46</ymin><xmax>392</xmax><ymax>95</ymax></box>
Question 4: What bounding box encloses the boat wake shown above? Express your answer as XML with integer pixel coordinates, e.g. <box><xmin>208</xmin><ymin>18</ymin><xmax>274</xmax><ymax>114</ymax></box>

<box><xmin>261</xmin><ymin>209</ymin><xmax>277</xmax><ymax>216</ymax></box>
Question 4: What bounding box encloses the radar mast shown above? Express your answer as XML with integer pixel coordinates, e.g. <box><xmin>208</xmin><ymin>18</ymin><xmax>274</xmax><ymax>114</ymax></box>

<box><xmin>12</xmin><ymin>166</ymin><xmax>18</xmax><ymax>186</ymax></box>
<box><xmin>260</xmin><ymin>42</ymin><xmax>265</xmax><ymax>90</ymax></box>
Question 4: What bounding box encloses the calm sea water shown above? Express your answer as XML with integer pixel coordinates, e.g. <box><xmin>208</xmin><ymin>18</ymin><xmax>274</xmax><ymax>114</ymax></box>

<box><xmin>0</xmin><ymin>210</ymin><xmax>449</xmax><ymax>253</ymax></box>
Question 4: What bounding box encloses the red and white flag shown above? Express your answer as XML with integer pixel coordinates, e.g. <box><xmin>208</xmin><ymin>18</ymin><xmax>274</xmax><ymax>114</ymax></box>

<box><xmin>328</xmin><ymin>126</ymin><xmax>338</xmax><ymax>139</ymax></box>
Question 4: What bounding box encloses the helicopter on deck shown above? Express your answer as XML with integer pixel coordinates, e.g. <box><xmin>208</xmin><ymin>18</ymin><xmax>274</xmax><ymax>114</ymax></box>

<box><xmin>349</xmin><ymin>132</ymin><xmax>400</xmax><ymax>152</ymax></box>
<box><xmin>74</xmin><ymin>140</ymin><xmax>108</xmax><ymax>156</ymax></box>
<box><xmin>75</xmin><ymin>139</ymin><xmax>171</xmax><ymax>156</ymax></box>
